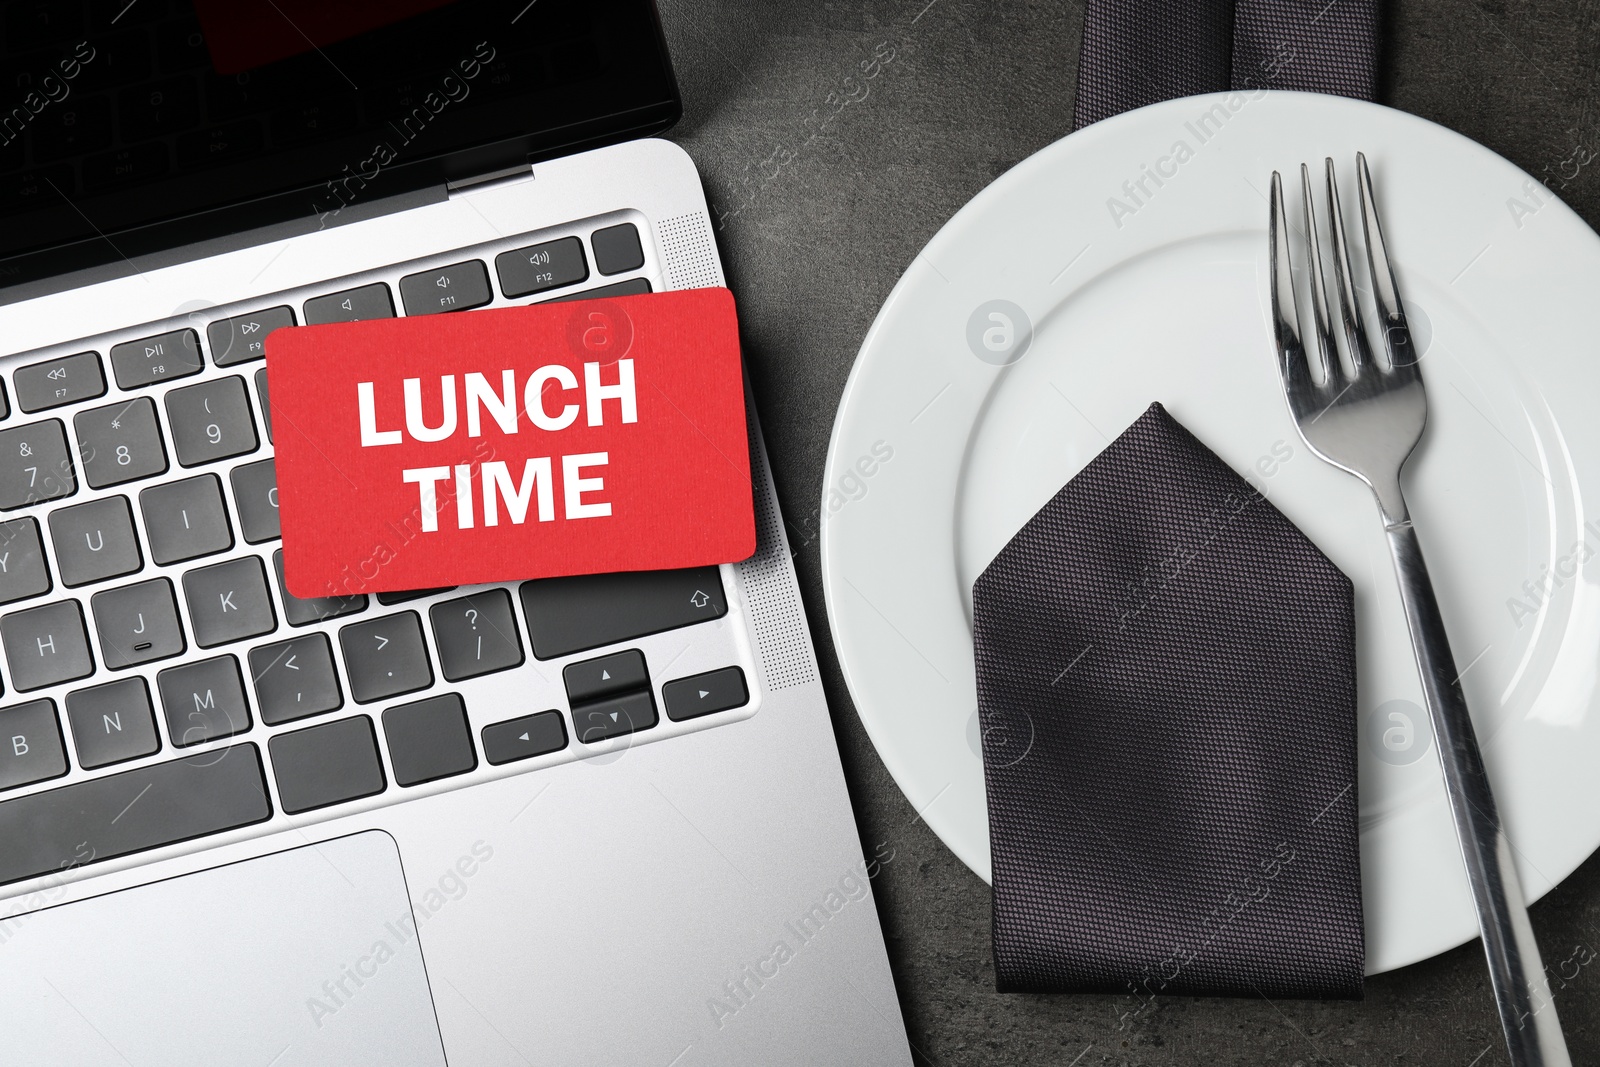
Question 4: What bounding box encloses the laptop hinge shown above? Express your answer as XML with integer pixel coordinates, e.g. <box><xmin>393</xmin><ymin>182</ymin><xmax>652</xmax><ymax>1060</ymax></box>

<box><xmin>447</xmin><ymin>163</ymin><xmax>535</xmax><ymax>195</ymax></box>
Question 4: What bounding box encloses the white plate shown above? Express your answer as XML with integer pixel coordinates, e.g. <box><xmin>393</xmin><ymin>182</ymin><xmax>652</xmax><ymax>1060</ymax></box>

<box><xmin>821</xmin><ymin>90</ymin><xmax>1600</xmax><ymax>974</ymax></box>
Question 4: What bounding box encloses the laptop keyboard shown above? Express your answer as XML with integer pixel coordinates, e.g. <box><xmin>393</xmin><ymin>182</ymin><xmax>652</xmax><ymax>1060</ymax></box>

<box><xmin>0</xmin><ymin>212</ymin><xmax>755</xmax><ymax>889</ymax></box>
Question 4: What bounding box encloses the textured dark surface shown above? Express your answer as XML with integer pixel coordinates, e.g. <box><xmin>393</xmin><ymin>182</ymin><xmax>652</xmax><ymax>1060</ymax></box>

<box><xmin>654</xmin><ymin>1</ymin><xmax>1600</xmax><ymax>1063</ymax></box>
<box><xmin>974</xmin><ymin>405</ymin><xmax>1362</xmax><ymax>999</ymax></box>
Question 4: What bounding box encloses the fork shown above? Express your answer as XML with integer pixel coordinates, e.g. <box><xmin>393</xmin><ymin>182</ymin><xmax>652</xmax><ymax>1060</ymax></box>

<box><xmin>1268</xmin><ymin>155</ymin><xmax>1571</xmax><ymax>1067</ymax></box>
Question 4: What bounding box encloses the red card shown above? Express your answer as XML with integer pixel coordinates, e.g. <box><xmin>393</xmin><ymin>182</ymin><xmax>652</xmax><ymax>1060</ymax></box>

<box><xmin>266</xmin><ymin>288</ymin><xmax>755</xmax><ymax>599</ymax></box>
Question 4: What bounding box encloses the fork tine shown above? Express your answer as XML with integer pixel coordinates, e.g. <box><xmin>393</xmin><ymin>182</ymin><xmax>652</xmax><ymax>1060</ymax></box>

<box><xmin>1299</xmin><ymin>163</ymin><xmax>1339</xmax><ymax>385</ymax></box>
<box><xmin>1269</xmin><ymin>171</ymin><xmax>1316</xmax><ymax>407</ymax></box>
<box><xmin>1356</xmin><ymin>152</ymin><xmax>1420</xmax><ymax>374</ymax></box>
<box><xmin>1323</xmin><ymin>157</ymin><xmax>1377</xmax><ymax>375</ymax></box>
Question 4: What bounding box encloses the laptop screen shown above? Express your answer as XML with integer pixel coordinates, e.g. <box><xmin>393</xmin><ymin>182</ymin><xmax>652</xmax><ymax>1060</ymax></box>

<box><xmin>0</xmin><ymin>0</ymin><xmax>680</xmax><ymax>290</ymax></box>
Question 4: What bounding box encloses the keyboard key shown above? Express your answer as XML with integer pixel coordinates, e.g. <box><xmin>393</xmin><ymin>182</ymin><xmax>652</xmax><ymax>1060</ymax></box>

<box><xmin>109</xmin><ymin>328</ymin><xmax>204</xmax><ymax>389</ymax></box>
<box><xmin>269</xmin><ymin>715</ymin><xmax>384</xmax><ymax>814</ymax></box>
<box><xmin>304</xmin><ymin>283</ymin><xmax>394</xmax><ymax>325</ymax></box>
<box><xmin>183</xmin><ymin>556</ymin><xmax>275</xmax><ymax>647</ymax></box>
<box><xmin>49</xmin><ymin>496</ymin><xmax>142</xmax><ymax>587</ymax></box>
<box><xmin>0</xmin><ymin>419</ymin><xmax>76</xmax><ymax>510</ymax></box>
<box><xmin>140</xmin><ymin>474</ymin><xmax>232</xmax><ymax>565</ymax></box>
<box><xmin>430</xmin><ymin>589</ymin><xmax>522</xmax><ymax>681</ymax></box>
<box><xmin>383</xmin><ymin>693</ymin><xmax>476</xmax><ymax>787</ymax></box>
<box><xmin>377</xmin><ymin>587</ymin><xmax>453</xmax><ymax>605</ymax></box>
<box><xmin>400</xmin><ymin>260</ymin><xmax>492</xmax><ymax>316</ymax></box>
<box><xmin>591</xmin><ymin>223</ymin><xmax>645</xmax><ymax>276</ymax></box>
<box><xmin>165</xmin><ymin>375</ymin><xmax>258</xmax><ymax>466</ymax></box>
<box><xmin>75</xmin><ymin>396</ymin><xmax>168</xmax><ymax>489</ymax></box>
<box><xmin>663</xmin><ymin>667</ymin><xmax>750</xmax><ymax>722</ymax></box>
<box><xmin>573</xmin><ymin>690</ymin><xmax>656</xmax><ymax>743</ymax></box>
<box><xmin>157</xmin><ymin>655</ymin><xmax>251</xmax><ymax>747</ymax></box>
<box><xmin>340</xmin><ymin>612</ymin><xmax>432</xmax><ymax>704</ymax></box>
<box><xmin>0</xmin><ymin>743</ymin><xmax>270</xmax><ymax>886</ymax></box>
<box><xmin>0</xmin><ymin>378</ymin><xmax>9</xmax><ymax>419</ymax></box>
<box><xmin>0</xmin><ymin>700</ymin><xmax>68</xmax><ymax>790</ymax></box>
<box><xmin>495</xmin><ymin>236</ymin><xmax>587</xmax><ymax>297</ymax></box>
<box><xmin>91</xmin><ymin>577</ymin><xmax>185</xmax><ymax>669</ymax></box>
<box><xmin>271</xmin><ymin>549</ymin><xmax>365</xmax><ymax>626</ymax></box>
<box><xmin>543</xmin><ymin>277</ymin><xmax>652</xmax><ymax>303</ymax></box>
<box><xmin>14</xmin><ymin>351</ymin><xmax>105</xmax><ymax>412</ymax></box>
<box><xmin>66</xmin><ymin>677</ymin><xmax>160</xmax><ymax>769</ymax></box>
<box><xmin>563</xmin><ymin>648</ymin><xmax>647</xmax><ymax>705</ymax></box>
<box><xmin>0</xmin><ymin>518</ymin><xmax>51</xmax><ymax>605</ymax></box>
<box><xmin>520</xmin><ymin>567</ymin><xmax>727</xmax><ymax>659</ymax></box>
<box><xmin>1</xmin><ymin>600</ymin><xmax>94</xmax><ymax>691</ymax></box>
<box><xmin>255</xmin><ymin>367</ymin><xmax>273</xmax><ymax>443</ymax></box>
<box><xmin>207</xmin><ymin>305</ymin><xmax>294</xmax><ymax>366</ymax></box>
<box><xmin>248</xmin><ymin>633</ymin><xmax>342</xmax><ymax>725</ymax></box>
<box><xmin>230</xmin><ymin>459</ymin><xmax>280</xmax><ymax>543</ymax></box>
<box><xmin>481</xmin><ymin>710</ymin><xmax>566</xmax><ymax>765</ymax></box>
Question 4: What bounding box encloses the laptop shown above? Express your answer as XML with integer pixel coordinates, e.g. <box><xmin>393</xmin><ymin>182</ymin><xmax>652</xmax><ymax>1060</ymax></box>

<box><xmin>0</xmin><ymin>2</ymin><xmax>912</xmax><ymax>1064</ymax></box>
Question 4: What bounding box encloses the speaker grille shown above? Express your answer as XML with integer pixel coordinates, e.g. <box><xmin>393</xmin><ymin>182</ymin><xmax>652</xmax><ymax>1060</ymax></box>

<box><xmin>737</xmin><ymin>414</ymin><xmax>818</xmax><ymax>692</ymax></box>
<box><xmin>658</xmin><ymin>212</ymin><xmax>723</xmax><ymax>291</ymax></box>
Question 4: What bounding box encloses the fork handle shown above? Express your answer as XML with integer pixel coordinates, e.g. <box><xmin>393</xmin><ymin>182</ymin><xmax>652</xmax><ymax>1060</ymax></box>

<box><xmin>1385</xmin><ymin>520</ymin><xmax>1571</xmax><ymax>1067</ymax></box>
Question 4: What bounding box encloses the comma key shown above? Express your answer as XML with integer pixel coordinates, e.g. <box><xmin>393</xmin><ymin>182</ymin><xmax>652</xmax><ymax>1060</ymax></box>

<box><xmin>0</xmin><ymin>420</ymin><xmax>76</xmax><ymax>511</ymax></box>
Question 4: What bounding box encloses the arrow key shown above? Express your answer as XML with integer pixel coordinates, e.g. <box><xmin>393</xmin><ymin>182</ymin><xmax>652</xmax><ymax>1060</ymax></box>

<box><xmin>663</xmin><ymin>667</ymin><xmax>749</xmax><ymax>722</ymax></box>
<box><xmin>248</xmin><ymin>633</ymin><xmax>342</xmax><ymax>725</ymax></box>
<box><xmin>573</xmin><ymin>690</ymin><xmax>655</xmax><ymax>743</ymax></box>
<box><xmin>563</xmin><ymin>648</ymin><xmax>647</xmax><ymax>705</ymax></box>
<box><xmin>481</xmin><ymin>710</ymin><xmax>566</xmax><ymax>765</ymax></box>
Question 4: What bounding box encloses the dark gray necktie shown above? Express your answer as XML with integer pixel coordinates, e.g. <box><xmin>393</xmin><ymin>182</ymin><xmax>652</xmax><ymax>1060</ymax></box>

<box><xmin>1072</xmin><ymin>0</ymin><xmax>1381</xmax><ymax>129</ymax></box>
<box><xmin>973</xmin><ymin>404</ymin><xmax>1364</xmax><ymax>998</ymax></box>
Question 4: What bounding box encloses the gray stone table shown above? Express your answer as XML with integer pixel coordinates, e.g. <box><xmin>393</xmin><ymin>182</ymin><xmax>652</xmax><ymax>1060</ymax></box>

<box><xmin>653</xmin><ymin>1</ymin><xmax>1600</xmax><ymax>1063</ymax></box>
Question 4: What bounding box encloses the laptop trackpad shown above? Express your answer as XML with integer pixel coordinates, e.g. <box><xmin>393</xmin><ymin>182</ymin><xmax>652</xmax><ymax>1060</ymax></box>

<box><xmin>0</xmin><ymin>830</ymin><xmax>446</xmax><ymax>1067</ymax></box>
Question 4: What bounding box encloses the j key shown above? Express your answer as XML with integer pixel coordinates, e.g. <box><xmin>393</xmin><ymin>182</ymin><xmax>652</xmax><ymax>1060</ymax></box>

<box><xmin>166</xmin><ymin>375</ymin><xmax>258</xmax><ymax>466</ymax></box>
<box><xmin>157</xmin><ymin>655</ymin><xmax>251</xmax><ymax>747</ymax></box>
<box><xmin>109</xmin><ymin>328</ymin><xmax>204</xmax><ymax>389</ymax></box>
<box><xmin>49</xmin><ymin>496</ymin><xmax>141</xmax><ymax>587</ymax></box>
<box><xmin>230</xmin><ymin>459</ymin><xmax>279</xmax><ymax>543</ymax></box>
<box><xmin>1</xmin><ymin>599</ymin><xmax>94</xmax><ymax>691</ymax></box>
<box><xmin>75</xmin><ymin>396</ymin><xmax>168</xmax><ymax>489</ymax></box>
<box><xmin>481</xmin><ymin>710</ymin><xmax>567</xmax><ymax>766</ymax></box>
<box><xmin>563</xmin><ymin>649</ymin><xmax>647</xmax><ymax>705</ymax></box>
<box><xmin>140</xmin><ymin>474</ymin><xmax>232</xmax><ymax>565</ymax></box>
<box><xmin>495</xmin><ymin>237</ymin><xmax>588</xmax><ymax>298</ymax></box>
<box><xmin>430</xmin><ymin>589</ymin><xmax>522</xmax><ymax>681</ymax></box>
<box><xmin>66</xmin><ymin>677</ymin><xmax>160</xmax><ymax>769</ymax></box>
<box><xmin>591</xmin><ymin>222</ymin><xmax>645</xmax><ymax>276</ymax></box>
<box><xmin>383</xmin><ymin>694</ymin><xmax>476</xmax><ymax>787</ymax></box>
<box><xmin>663</xmin><ymin>667</ymin><xmax>749</xmax><ymax>722</ymax></box>
<box><xmin>304</xmin><ymin>283</ymin><xmax>394</xmax><ymax>325</ymax></box>
<box><xmin>269</xmin><ymin>715</ymin><xmax>385</xmax><ymax>814</ymax></box>
<box><xmin>0</xmin><ymin>518</ymin><xmax>51</xmax><ymax>605</ymax></box>
<box><xmin>255</xmin><ymin>367</ymin><xmax>272</xmax><ymax>443</ymax></box>
<box><xmin>208</xmin><ymin>305</ymin><xmax>295</xmax><ymax>366</ymax></box>
<box><xmin>0</xmin><ymin>744</ymin><xmax>270</xmax><ymax>886</ymax></box>
<box><xmin>399</xmin><ymin>261</ymin><xmax>492</xmax><ymax>316</ymax></box>
<box><xmin>0</xmin><ymin>700</ymin><xmax>67</xmax><ymax>790</ymax></box>
<box><xmin>272</xmin><ymin>549</ymin><xmax>365</xmax><ymax>626</ymax></box>
<box><xmin>0</xmin><ymin>419</ymin><xmax>76</xmax><ymax>510</ymax></box>
<box><xmin>14</xmin><ymin>351</ymin><xmax>105</xmax><ymax>412</ymax></box>
<box><xmin>249</xmin><ymin>633</ymin><xmax>342</xmax><ymax>725</ymax></box>
<box><xmin>340</xmin><ymin>612</ymin><xmax>432</xmax><ymax>704</ymax></box>
<box><xmin>572</xmin><ymin>690</ymin><xmax>656</xmax><ymax>743</ymax></box>
<box><xmin>519</xmin><ymin>566</ymin><xmax>727</xmax><ymax>659</ymax></box>
<box><xmin>183</xmin><ymin>556</ymin><xmax>275</xmax><ymax>647</ymax></box>
<box><xmin>91</xmin><ymin>577</ymin><xmax>185</xmax><ymax>669</ymax></box>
